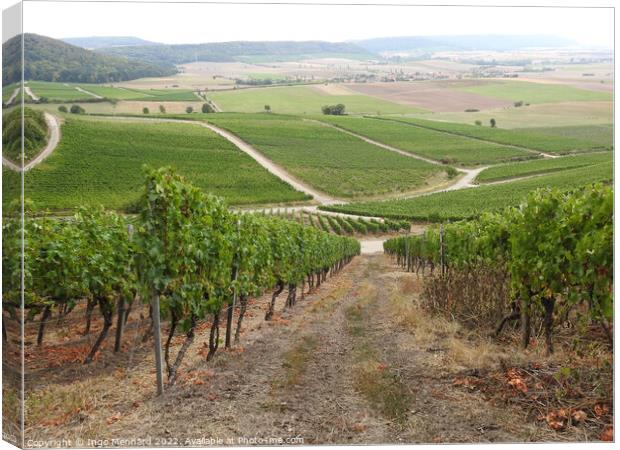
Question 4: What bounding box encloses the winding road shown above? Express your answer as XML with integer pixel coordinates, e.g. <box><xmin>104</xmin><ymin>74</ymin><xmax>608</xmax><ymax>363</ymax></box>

<box><xmin>2</xmin><ymin>112</ymin><xmax>61</xmax><ymax>171</ymax></box>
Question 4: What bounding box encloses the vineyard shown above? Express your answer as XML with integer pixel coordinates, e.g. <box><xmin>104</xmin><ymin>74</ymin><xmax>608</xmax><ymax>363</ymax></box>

<box><xmin>475</xmin><ymin>152</ymin><xmax>612</xmax><ymax>183</ymax></box>
<box><xmin>202</xmin><ymin>113</ymin><xmax>445</xmax><ymax>198</ymax></box>
<box><xmin>263</xmin><ymin>208</ymin><xmax>411</xmax><ymax>236</ymax></box>
<box><xmin>380</xmin><ymin>117</ymin><xmax>613</xmax><ymax>154</ymax></box>
<box><xmin>3</xmin><ymin>167</ymin><xmax>359</xmax><ymax>392</ymax></box>
<box><xmin>2</xmin><ymin>116</ymin><xmax>309</xmax><ymax>210</ymax></box>
<box><xmin>323</xmin><ymin>160</ymin><xmax>613</xmax><ymax>221</ymax></box>
<box><xmin>383</xmin><ymin>185</ymin><xmax>613</xmax><ymax>435</ymax></box>
<box><xmin>317</xmin><ymin>115</ymin><xmax>535</xmax><ymax>165</ymax></box>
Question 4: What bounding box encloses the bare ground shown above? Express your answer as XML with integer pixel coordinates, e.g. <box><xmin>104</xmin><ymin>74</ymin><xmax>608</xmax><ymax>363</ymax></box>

<box><xmin>16</xmin><ymin>254</ymin><xmax>580</xmax><ymax>447</ymax></box>
<box><xmin>344</xmin><ymin>82</ymin><xmax>512</xmax><ymax>112</ymax></box>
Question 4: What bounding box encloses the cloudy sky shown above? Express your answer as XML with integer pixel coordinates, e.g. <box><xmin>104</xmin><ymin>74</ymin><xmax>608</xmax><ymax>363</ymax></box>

<box><xmin>22</xmin><ymin>0</ymin><xmax>614</xmax><ymax>48</ymax></box>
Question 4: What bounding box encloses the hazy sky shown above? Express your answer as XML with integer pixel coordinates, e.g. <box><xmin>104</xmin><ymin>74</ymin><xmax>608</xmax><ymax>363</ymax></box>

<box><xmin>22</xmin><ymin>1</ymin><xmax>614</xmax><ymax>48</ymax></box>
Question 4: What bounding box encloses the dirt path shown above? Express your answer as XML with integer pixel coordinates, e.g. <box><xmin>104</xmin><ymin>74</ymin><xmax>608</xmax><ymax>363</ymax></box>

<box><xmin>2</xmin><ymin>113</ymin><xmax>61</xmax><ymax>171</ymax></box>
<box><xmin>373</xmin><ymin>117</ymin><xmax>559</xmax><ymax>159</ymax></box>
<box><xmin>87</xmin><ymin>115</ymin><xmax>339</xmax><ymax>205</ymax></box>
<box><xmin>75</xmin><ymin>86</ymin><xmax>104</xmax><ymax>99</ymax></box>
<box><xmin>97</xmin><ymin>254</ymin><xmax>543</xmax><ymax>445</ymax></box>
<box><xmin>24</xmin><ymin>86</ymin><xmax>39</xmax><ymax>101</ymax></box>
<box><xmin>308</xmin><ymin>119</ymin><xmax>485</xmax><ymax>191</ymax></box>
<box><xmin>6</xmin><ymin>87</ymin><xmax>20</xmax><ymax>105</ymax></box>
<box><xmin>200</xmin><ymin>121</ymin><xmax>338</xmax><ymax>205</ymax></box>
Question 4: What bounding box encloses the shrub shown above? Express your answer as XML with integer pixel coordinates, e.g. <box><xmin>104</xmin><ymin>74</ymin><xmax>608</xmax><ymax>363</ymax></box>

<box><xmin>143</xmin><ymin>107</ymin><xmax>149</xmax><ymax>114</ymax></box>
<box><xmin>201</xmin><ymin>103</ymin><xmax>214</xmax><ymax>113</ymax></box>
<box><xmin>474</xmin><ymin>120</ymin><xmax>482</xmax><ymax>126</ymax></box>
<box><xmin>58</xmin><ymin>105</ymin><xmax>67</xmax><ymax>113</ymax></box>
<box><xmin>186</xmin><ymin>106</ymin><xmax>193</xmax><ymax>114</ymax></box>
<box><xmin>446</xmin><ymin>166</ymin><xmax>459</xmax><ymax>179</ymax></box>
<box><xmin>159</xmin><ymin>105</ymin><xmax>166</xmax><ymax>113</ymax></box>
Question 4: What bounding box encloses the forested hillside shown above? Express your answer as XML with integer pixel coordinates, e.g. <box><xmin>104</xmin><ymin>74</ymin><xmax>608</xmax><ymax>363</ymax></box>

<box><xmin>96</xmin><ymin>40</ymin><xmax>374</xmax><ymax>65</ymax></box>
<box><xmin>2</xmin><ymin>34</ymin><xmax>176</xmax><ymax>84</ymax></box>
<box><xmin>62</xmin><ymin>36</ymin><xmax>159</xmax><ymax>49</ymax></box>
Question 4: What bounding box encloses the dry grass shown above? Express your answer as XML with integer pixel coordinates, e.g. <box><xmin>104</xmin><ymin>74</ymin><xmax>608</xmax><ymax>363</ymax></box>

<box><xmin>278</xmin><ymin>335</ymin><xmax>318</xmax><ymax>387</ymax></box>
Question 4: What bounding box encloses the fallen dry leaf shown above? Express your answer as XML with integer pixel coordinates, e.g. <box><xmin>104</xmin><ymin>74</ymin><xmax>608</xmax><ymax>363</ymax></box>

<box><xmin>571</xmin><ymin>410</ymin><xmax>587</xmax><ymax>423</ymax></box>
<box><xmin>594</xmin><ymin>404</ymin><xmax>610</xmax><ymax>417</ymax></box>
<box><xmin>600</xmin><ymin>426</ymin><xmax>613</xmax><ymax>442</ymax></box>
<box><xmin>106</xmin><ymin>412</ymin><xmax>121</xmax><ymax>425</ymax></box>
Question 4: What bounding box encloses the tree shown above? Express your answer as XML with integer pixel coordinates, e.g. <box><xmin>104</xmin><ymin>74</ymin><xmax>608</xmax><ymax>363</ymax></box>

<box><xmin>264</xmin><ymin>104</ymin><xmax>271</xmax><ymax>113</ymax></box>
<box><xmin>58</xmin><ymin>105</ymin><xmax>67</xmax><ymax>113</ymax></box>
<box><xmin>186</xmin><ymin>106</ymin><xmax>193</xmax><ymax>114</ymax></box>
<box><xmin>321</xmin><ymin>104</ymin><xmax>346</xmax><ymax>115</ymax></box>
<box><xmin>201</xmin><ymin>103</ymin><xmax>214</xmax><ymax>113</ymax></box>
<box><xmin>143</xmin><ymin>107</ymin><xmax>150</xmax><ymax>114</ymax></box>
<box><xmin>159</xmin><ymin>105</ymin><xmax>166</xmax><ymax>113</ymax></box>
<box><xmin>490</xmin><ymin>118</ymin><xmax>496</xmax><ymax>128</ymax></box>
<box><xmin>70</xmin><ymin>104</ymin><xmax>85</xmax><ymax>114</ymax></box>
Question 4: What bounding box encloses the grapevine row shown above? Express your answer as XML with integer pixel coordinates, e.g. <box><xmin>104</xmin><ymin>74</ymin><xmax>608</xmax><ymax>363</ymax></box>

<box><xmin>384</xmin><ymin>184</ymin><xmax>612</xmax><ymax>353</ymax></box>
<box><xmin>2</xmin><ymin>166</ymin><xmax>360</xmax><ymax>386</ymax></box>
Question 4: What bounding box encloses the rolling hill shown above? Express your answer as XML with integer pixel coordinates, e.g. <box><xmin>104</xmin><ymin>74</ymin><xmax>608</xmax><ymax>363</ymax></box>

<box><xmin>2</xmin><ymin>34</ymin><xmax>176</xmax><ymax>85</ymax></box>
<box><xmin>62</xmin><ymin>36</ymin><xmax>159</xmax><ymax>49</ymax></box>
<box><xmin>354</xmin><ymin>34</ymin><xmax>576</xmax><ymax>54</ymax></box>
<box><xmin>95</xmin><ymin>40</ymin><xmax>374</xmax><ymax>65</ymax></box>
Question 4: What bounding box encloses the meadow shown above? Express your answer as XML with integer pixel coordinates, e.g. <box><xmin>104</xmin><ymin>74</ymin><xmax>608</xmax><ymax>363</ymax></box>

<box><xmin>3</xmin><ymin>117</ymin><xmax>309</xmax><ymax>210</ymax></box>
<box><xmin>27</xmin><ymin>81</ymin><xmax>94</xmax><ymax>101</ymax></box>
<box><xmin>382</xmin><ymin>117</ymin><xmax>613</xmax><ymax>154</ymax></box>
<box><xmin>75</xmin><ymin>85</ymin><xmax>152</xmax><ymax>100</ymax></box>
<box><xmin>207</xmin><ymin>85</ymin><xmax>424</xmax><ymax>115</ymax></box>
<box><xmin>514</xmin><ymin>124</ymin><xmax>614</xmax><ymax>148</ymax></box>
<box><xmin>476</xmin><ymin>152</ymin><xmax>613</xmax><ymax>183</ymax></box>
<box><xmin>202</xmin><ymin>113</ymin><xmax>445</xmax><ymax>198</ymax></box>
<box><xmin>316</xmin><ymin>115</ymin><xmax>535</xmax><ymax>166</ymax></box>
<box><xmin>404</xmin><ymin>101</ymin><xmax>612</xmax><ymax>128</ymax></box>
<box><xmin>27</xmin><ymin>81</ymin><xmax>198</xmax><ymax>102</ymax></box>
<box><xmin>456</xmin><ymin>80</ymin><xmax>612</xmax><ymax>104</ymax></box>
<box><xmin>322</xmin><ymin>161</ymin><xmax>613</xmax><ymax>221</ymax></box>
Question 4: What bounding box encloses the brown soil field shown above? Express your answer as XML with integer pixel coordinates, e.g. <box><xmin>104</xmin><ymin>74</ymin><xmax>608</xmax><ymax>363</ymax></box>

<box><xmin>345</xmin><ymin>81</ymin><xmax>512</xmax><ymax>112</ymax></box>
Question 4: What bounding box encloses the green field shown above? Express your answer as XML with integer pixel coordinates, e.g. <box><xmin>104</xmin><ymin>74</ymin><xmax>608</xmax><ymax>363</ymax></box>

<box><xmin>404</xmin><ymin>101</ymin><xmax>612</xmax><ymax>129</ymax></box>
<box><xmin>200</xmin><ymin>113</ymin><xmax>445</xmax><ymax>198</ymax></box>
<box><xmin>321</xmin><ymin>161</ymin><xmax>613</xmax><ymax>221</ymax></box>
<box><xmin>2</xmin><ymin>83</ymin><xmax>20</xmax><ymax>103</ymax></box>
<box><xmin>513</xmin><ymin>124</ymin><xmax>614</xmax><ymax>149</ymax></box>
<box><xmin>381</xmin><ymin>117</ymin><xmax>613</xmax><ymax>154</ymax></box>
<box><xmin>457</xmin><ymin>80</ymin><xmax>612</xmax><ymax>104</ymax></box>
<box><xmin>3</xmin><ymin>117</ymin><xmax>309</xmax><ymax>211</ymax></box>
<box><xmin>316</xmin><ymin>115</ymin><xmax>535</xmax><ymax>166</ymax></box>
<box><xmin>476</xmin><ymin>152</ymin><xmax>613</xmax><ymax>183</ymax></box>
<box><xmin>129</xmin><ymin>88</ymin><xmax>199</xmax><ymax>101</ymax></box>
<box><xmin>75</xmin><ymin>85</ymin><xmax>152</xmax><ymax>100</ymax></box>
<box><xmin>26</xmin><ymin>81</ymin><xmax>198</xmax><ymax>102</ymax></box>
<box><xmin>27</xmin><ymin>81</ymin><xmax>94</xmax><ymax>101</ymax></box>
<box><xmin>207</xmin><ymin>85</ymin><xmax>424</xmax><ymax>115</ymax></box>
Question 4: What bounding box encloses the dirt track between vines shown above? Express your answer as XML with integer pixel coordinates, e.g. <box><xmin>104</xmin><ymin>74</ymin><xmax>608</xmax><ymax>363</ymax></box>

<box><xmin>96</xmin><ymin>254</ymin><xmax>549</xmax><ymax>445</ymax></box>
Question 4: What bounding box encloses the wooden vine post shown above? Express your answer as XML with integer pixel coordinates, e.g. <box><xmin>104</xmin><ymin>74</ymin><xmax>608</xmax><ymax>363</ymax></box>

<box><xmin>439</xmin><ymin>224</ymin><xmax>445</xmax><ymax>276</ymax></box>
<box><xmin>225</xmin><ymin>219</ymin><xmax>240</xmax><ymax>349</ymax></box>
<box><xmin>152</xmin><ymin>291</ymin><xmax>165</xmax><ymax>396</ymax></box>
